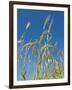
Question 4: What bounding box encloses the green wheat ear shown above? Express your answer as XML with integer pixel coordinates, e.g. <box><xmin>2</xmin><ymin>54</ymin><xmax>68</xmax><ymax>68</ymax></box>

<box><xmin>43</xmin><ymin>15</ymin><xmax>50</xmax><ymax>29</ymax></box>
<box><xmin>26</xmin><ymin>21</ymin><xmax>31</xmax><ymax>30</ymax></box>
<box><xmin>47</xmin><ymin>18</ymin><xmax>53</xmax><ymax>33</ymax></box>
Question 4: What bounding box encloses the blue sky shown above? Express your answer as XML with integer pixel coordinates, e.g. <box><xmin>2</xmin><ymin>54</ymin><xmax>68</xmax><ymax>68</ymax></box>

<box><xmin>17</xmin><ymin>9</ymin><xmax>64</xmax><ymax>80</ymax></box>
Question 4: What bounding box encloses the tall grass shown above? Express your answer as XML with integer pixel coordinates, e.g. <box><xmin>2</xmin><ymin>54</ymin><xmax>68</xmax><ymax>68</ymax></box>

<box><xmin>17</xmin><ymin>15</ymin><xmax>64</xmax><ymax>80</ymax></box>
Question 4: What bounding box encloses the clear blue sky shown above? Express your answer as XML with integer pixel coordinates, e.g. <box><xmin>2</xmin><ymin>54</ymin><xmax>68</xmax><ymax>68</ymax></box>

<box><xmin>17</xmin><ymin>9</ymin><xmax>64</xmax><ymax>80</ymax></box>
